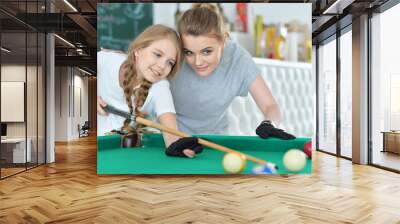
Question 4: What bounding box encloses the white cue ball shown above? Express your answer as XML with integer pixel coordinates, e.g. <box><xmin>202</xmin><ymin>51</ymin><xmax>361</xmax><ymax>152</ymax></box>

<box><xmin>222</xmin><ymin>153</ymin><xmax>246</xmax><ymax>174</ymax></box>
<box><xmin>283</xmin><ymin>149</ymin><xmax>307</xmax><ymax>172</ymax></box>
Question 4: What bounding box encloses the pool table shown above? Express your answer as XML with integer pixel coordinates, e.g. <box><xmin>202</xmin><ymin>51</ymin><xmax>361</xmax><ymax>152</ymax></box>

<box><xmin>97</xmin><ymin>133</ymin><xmax>312</xmax><ymax>174</ymax></box>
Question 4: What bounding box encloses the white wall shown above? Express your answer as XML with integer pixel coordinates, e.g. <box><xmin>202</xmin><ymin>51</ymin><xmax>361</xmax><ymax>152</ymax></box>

<box><xmin>1</xmin><ymin>65</ymin><xmax>26</xmax><ymax>139</ymax></box>
<box><xmin>55</xmin><ymin>67</ymin><xmax>67</xmax><ymax>141</ymax></box>
<box><xmin>153</xmin><ymin>3</ymin><xmax>176</xmax><ymax>28</ymax></box>
<box><xmin>1</xmin><ymin>65</ymin><xmax>33</xmax><ymax>138</ymax></box>
<box><xmin>1</xmin><ymin>82</ymin><xmax>25</xmax><ymax>122</ymax></box>
<box><xmin>1</xmin><ymin>64</ymin><xmax>46</xmax><ymax>164</ymax></box>
<box><xmin>1</xmin><ymin>65</ymin><xmax>26</xmax><ymax>81</ymax></box>
<box><xmin>73</xmin><ymin>73</ymin><xmax>89</xmax><ymax>138</ymax></box>
<box><xmin>54</xmin><ymin>67</ymin><xmax>89</xmax><ymax>141</ymax></box>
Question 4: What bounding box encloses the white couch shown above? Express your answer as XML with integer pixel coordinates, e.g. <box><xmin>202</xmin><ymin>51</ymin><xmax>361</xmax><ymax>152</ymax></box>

<box><xmin>227</xmin><ymin>58</ymin><xmax>314</xmax><ymax>137</ymax></box>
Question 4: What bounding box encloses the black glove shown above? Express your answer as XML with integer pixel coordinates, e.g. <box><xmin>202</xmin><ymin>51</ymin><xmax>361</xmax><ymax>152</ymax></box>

<box><xmin>166</xmin><ymin>137</ymin><xmax>203</xmax><ymax>157</ymax></box>
<box><xmin>256</xmin><ymin>120</ymin><xmax>296</xmax><ymax>140</ymax></box>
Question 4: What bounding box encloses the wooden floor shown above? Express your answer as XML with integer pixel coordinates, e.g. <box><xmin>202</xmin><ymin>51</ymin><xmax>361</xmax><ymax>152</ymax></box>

<box><xmin>1</xmin><ymin>167</ymin><xmax>25</xmax><ymax>177</ymax></box>
<box><xmin>373</xmin><ymin>150</ymin><xmax>400</xmax><ymax>171</ymax></box>
<box><xmin>1</xmin><ymin>163</ymin><xmax>45</xmax><ymax>178</ymax></box>
<box><xmin>1</xmin><ymin>135</ymin><xmax>400</xmax><ymax>223</ymax></box>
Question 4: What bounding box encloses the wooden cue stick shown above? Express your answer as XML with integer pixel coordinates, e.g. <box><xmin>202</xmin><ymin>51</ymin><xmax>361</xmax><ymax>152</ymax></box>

<box><xmin>137</xmin><ymin>116</ymin><xmax>277</xmax><ymax>168</ymax></box>
<box><xmin>103</xmin><ymin>104</ymin><xmax>277</xmax><ymax>169</ymax></box>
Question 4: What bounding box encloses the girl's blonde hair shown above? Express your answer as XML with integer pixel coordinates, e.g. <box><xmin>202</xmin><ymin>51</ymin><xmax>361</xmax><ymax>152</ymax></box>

<box><xmin>178</xmin><ymin>3</ymin><xmax>228</xmax><ymax>41</ymax></box>
<box><xmin>120</xmin><ymin>24</ymin><xmax>182</xmax><ymax>133</ymax></box>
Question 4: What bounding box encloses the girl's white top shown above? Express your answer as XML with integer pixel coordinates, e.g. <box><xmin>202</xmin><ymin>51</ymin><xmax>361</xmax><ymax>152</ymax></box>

<box><xmin>97</xmin><ymin>50</ymin><xmax>176</xmax><ymax>136</ymax></box>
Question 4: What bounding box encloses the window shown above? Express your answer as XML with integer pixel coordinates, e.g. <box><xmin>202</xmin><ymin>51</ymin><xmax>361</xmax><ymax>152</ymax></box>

<box><xmin>340</xmin><ymin>29</ymin><xmax>352</xmax><ymax>158</ymax></box>
<box><xmin>318</xmin><ymin>37</ymin><xmax>337</xmax><ymax>154</ymax></box>
<box><xmin>371</xmin><ymin>3</ymin><xmax>400</xmax><ymax>171</ymax></box>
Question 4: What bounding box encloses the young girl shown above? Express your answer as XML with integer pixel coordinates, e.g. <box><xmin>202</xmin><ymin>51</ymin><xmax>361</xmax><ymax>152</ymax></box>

<box><xmin>171</xmin><ymin>3</ymin><xmax>295</xmax><ymax>139</ymax></box>
<box><xmin>97</xmin><ymin>24</ymin><xmax>203</xmax><ymax>158</ymax></box>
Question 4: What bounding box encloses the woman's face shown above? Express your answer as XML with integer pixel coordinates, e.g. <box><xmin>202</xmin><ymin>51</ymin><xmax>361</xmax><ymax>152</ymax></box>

<box><xmin>181</xmin><ymin>34</ymin><xmax>224</xmax><ymax>77</ymax></box>
<box><xmin>135</xmin><ymin>38</ymin><xmax>177</xmax><ymax>83</ymax></box>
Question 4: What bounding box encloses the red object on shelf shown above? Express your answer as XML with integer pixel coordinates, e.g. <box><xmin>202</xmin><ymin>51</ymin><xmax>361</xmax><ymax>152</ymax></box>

<box><xmin>236</xmin><ymin>3</ymin><xmax>247</xmax><ymax>32</ymax></box>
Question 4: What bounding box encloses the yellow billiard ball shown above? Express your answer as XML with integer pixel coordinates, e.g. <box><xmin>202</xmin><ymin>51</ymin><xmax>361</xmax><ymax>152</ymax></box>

<box><xmin>283</xmin><ymin>149</ymin><xmax>307</xmax><ymax>172</ymax></box>
<box><xmin>222</xmin><ymin>153</ymin><xmax>246</xmax><ymax>174</ymax></box>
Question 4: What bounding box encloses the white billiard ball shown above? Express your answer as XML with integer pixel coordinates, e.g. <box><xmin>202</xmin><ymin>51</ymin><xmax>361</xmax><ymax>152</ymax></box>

<box><xmin>222</xmin><ymin>153</ymin><xmax>246</xmax><ymax>174</ymax></box>
<box><xmin>283</xmin><ymin>149</ymin><xmax>307</xmax><ymax>172</ymax></box>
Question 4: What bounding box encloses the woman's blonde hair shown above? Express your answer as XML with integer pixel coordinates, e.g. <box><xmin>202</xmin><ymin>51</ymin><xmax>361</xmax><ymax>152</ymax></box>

<box><xmin>178</xmin><ymin>3</ymin><xmax>228</xmax><ymax>41</ymax></box>
<box><xmin>119</xmin><ymin>24</ymin><xmax>182</xmax><ymax>133</ymax></box>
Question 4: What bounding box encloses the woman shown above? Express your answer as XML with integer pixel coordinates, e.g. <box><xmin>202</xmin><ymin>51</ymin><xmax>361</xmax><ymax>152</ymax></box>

<box><xmin>97</xmin><ymin>24</ymin><xmax>203</xmax><ymax>158</ymax></box>
<box><xmin>171</xmin><ymin>3</ymin><xmax>294</xmax><ymax>140</ymax></box>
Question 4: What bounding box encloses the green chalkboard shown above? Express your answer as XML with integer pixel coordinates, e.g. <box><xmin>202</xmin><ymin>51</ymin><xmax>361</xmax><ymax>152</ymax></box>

<box><xmin>97</xmin><ymin>3</ymin><xmax>153</xmax><ymax>52</ymax></box>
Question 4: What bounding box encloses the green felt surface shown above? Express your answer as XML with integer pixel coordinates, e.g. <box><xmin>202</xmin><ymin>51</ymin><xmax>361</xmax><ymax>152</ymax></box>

<box><xmin>97</xmin><ymin>133</ymin><xmax>312</xmax><ymax>174</ymax></box>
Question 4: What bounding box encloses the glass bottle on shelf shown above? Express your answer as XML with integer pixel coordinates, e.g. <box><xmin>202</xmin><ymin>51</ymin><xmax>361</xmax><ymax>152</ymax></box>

<box><xmin>174</xmin><ymin>3</ymin><xmax>181</xmax><ymax>28</ymax></box>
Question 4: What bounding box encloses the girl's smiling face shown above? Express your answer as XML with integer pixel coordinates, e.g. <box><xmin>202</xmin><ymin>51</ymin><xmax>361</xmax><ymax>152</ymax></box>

<box><xmin>135</xmin><ymin>38</ymin><xmax>177</xmax><ymax>83</ymax></box>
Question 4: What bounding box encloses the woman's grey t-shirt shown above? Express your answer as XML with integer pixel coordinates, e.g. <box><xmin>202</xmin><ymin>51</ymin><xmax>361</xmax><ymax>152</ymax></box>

<box><xmin>170</xmin><ymin>40</ymin><xmax>261</xmax><ymax>135</ymax></box>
